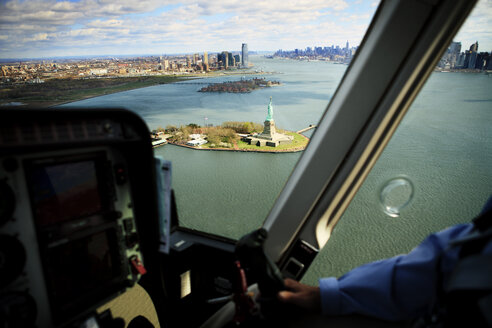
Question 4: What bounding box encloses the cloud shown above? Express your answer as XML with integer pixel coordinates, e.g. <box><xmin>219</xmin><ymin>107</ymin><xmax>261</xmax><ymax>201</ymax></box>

<box><xmin>454</xmin><ymin>0</ymin><xmax>492</xmax><ymax>51</ymax></box>
<box><xmin>86</xmin><ymin>19</ymin><xmax>124</xmax><ymax>28</ymax></box>
<box><xmin>1</xmin><ymin>0</ymin><xmax>490</xmax><ymax>58</ymax></box>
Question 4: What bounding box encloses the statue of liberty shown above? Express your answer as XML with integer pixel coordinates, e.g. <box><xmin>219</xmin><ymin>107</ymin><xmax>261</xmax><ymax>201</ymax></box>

<box><xmin>266</xmin><ymin>96</ymin><xmax>274</xmax><ymax>121</ymax></box>
<box><xmin>243</xmin><ymin>95</ymin><xmax>293</xmax><ymax>146</ymax></box>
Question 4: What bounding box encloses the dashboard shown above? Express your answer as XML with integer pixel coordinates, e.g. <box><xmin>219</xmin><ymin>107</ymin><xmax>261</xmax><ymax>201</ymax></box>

<box><xmin>0</xmin><ymin>109</ymin><xmax>156</xmax><ymax>327</ymax></box>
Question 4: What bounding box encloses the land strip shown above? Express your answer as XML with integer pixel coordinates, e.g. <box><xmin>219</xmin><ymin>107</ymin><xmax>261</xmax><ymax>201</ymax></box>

<box><xmin>0</xmin><ymin>70</ymin><xmax>274</xmax><ymax>108</ymax></box>
<box><xmin>0</xmin><ymin>75</ymin><xmax>187</xmax><ymax>107</ymax></box>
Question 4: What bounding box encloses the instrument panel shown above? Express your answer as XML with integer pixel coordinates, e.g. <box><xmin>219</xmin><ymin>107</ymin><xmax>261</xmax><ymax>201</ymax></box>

<box><xmin>0</xmin><ymin>110</ymin><xmax>150</xmax><ymax>328</ymax></box>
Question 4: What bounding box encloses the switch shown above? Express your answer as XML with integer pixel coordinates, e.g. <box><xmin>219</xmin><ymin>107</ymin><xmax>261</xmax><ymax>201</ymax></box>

<box><xmin>114</xmin><ymin>164</ymin><xmax>127</xmax><ymax>185</ymax></box>
<box><xmin>123</xmin><ymin>218</ymin><xmax>133</xmax><ymax>233</ymax></box>
<box><xmin>130</xmin><ymin>256</ymin><xmax>146</xmax><ymax>275</ymax></box>
<box><xmin>126</xmin><ymin>232</ymin><xmax>138</xmax><ymax>248</ymax></box>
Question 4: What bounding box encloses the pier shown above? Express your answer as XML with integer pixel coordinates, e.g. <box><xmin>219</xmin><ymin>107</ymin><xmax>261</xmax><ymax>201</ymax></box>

<box><xmin>152</xmin><ymin>139</ymin><xmax>168</xmax><ymax>148</ymax></box>
<box><xmin>296</xmin><ymin>125</ymin><xmax>317</xmax><ymax>134</ymax></box>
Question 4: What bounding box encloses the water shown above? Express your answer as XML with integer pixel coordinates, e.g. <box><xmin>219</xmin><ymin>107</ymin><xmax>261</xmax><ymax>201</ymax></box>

<box><xmin>61</xmin><ymin>57</ymin><xmax>492</xmax><ymax>284</ymax></box>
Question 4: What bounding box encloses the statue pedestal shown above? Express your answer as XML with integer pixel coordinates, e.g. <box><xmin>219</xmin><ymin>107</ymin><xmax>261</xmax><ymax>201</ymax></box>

<box><xmin>260</xmin><ymin>120</ymin><xmax>276</xmax><ymax>140</ymax></box>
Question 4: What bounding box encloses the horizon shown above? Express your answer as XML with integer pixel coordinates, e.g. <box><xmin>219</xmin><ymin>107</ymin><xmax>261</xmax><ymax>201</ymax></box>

<box><xmin>0</xmin><ymin>0</ymin><xmax>491</xmax><ymax>60</ymax></box>
<box><xmin>0</xmin><ymin>51</ymin><xmax>272</xmax><ymax>63</ymax></box>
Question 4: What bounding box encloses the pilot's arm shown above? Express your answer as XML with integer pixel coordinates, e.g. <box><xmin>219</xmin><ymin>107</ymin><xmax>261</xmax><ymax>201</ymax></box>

<box><xmin>279</xmin><ymin>224</ymin><xmax>474</xmax><ymax>321</ymax></box>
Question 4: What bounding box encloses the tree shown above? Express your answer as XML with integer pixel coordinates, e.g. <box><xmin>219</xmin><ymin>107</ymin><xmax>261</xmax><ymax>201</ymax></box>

<box><xmin>166</xmin><ymin>125</ymin><xmax>178</xmax><ymax>133</ymax></box>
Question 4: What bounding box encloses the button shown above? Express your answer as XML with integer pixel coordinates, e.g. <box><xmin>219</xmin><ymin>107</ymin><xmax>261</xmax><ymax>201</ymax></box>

<box><xmin>130</xmin><ymin>256</ymin><xmax>146</xmax><ymax>275</ymax></box>
<box><xmin>114</xmin><ymin>164</ymin><xmax>127</xmax><ymax>185</ymax></box>
<box><xmin>126</xmin><ymin>232</ymin><xmax>139</xmax><ymax>248</ymax></box>
<box><xmin>123</xmin><ymin>218</ymin><xmax>133</xmax><ymax>233</ymax></box>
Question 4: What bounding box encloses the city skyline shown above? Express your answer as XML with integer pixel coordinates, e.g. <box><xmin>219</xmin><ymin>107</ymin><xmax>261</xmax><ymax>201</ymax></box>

<box><xmin>1</xmin><ymin>0</ymin><xmax>490</xmax><ymax>59</ymax></box>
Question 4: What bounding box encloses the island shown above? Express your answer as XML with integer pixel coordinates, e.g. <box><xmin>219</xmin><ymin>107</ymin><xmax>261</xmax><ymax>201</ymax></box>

<box><xmin>198</xmin><ymin>78</ymin><xmax>280</xmax><ymax>93</ymax></box>
<box><xmin>152</xmin><ymin>122</ymin><xmax>309</xmax><ymax>153</ymax></box>
<box><xmin>151</xmin><ymin>98</ymin><xmax>315</xmax><ymax>153</ymax></box>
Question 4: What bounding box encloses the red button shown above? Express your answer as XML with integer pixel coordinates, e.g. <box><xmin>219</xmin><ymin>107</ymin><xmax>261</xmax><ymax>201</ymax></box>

<box><xmin>130</xmin><ymin>256</ymin><xmax>147</xmax><ymax>275</ymax></box>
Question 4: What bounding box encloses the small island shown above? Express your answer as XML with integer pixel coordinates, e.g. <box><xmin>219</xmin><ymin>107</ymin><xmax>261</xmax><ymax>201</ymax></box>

<box><xmin>151</xmin><ymin>98</ymin><xmax>314</xmax><ymax>153</ymax></box>
<box><xmin>152</xmin><ymin>123</ymin><xmax>309</xmax><ymax>153</ymax></box>
<box><xmin>198</xmin><ymin>78</ymin><xmax>280</xmax><ymax>93</ymax></box>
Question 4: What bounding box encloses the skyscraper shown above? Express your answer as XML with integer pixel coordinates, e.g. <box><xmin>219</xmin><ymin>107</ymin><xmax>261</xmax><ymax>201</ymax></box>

<box><xmin>219</xmin><ymin>51</ymin><xmax>229</xmax><ymax>68</ymax></box>
<box><xmin>228</xmin><ymin>52</ymin><xmax>234</xmax><ymax>67</ymax></box>
<box><xmin>203</xmin><ymin>52</ymin><xmax>208</xmax><ymax>66</ymax></box>
<box><xmin>449</xmin><ymin>41</ymin><xmax>461</xmax><ymax>56</ymax></box>
<box><xmin>242</xmin><ymin>43</ymin><xmax>248</xmax><ymax>68</ymax></box>
<box><xmin>470</xmin><ymin>41</ymin><xmax>478</xmax><ymax>52</ymax></box>
<box><xmin>203</xmin><ymin>52</ymin><xmax>209</xmax><ymax>71</ymax></box>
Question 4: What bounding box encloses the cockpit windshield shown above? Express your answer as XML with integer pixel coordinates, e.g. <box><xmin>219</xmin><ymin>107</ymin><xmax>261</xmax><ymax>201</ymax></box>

<box><xmin>1</xmin><ymin>0</ymin><xmax>491</xmax><ymax>275</ymax></box>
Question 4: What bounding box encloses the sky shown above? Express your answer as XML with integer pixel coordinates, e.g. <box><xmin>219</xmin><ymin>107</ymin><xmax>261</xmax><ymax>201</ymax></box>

<box><xmin>0</xmin><ymin>0</ymin><xmax>491</xmax><ymax>59</ymax></box>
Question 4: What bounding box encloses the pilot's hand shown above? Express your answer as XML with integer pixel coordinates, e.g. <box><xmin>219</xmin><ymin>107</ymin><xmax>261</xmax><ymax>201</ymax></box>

<box><xmin>277</xmin><ymin>278</ymin><xmax>321</xmax><ymax>312</ymax></box>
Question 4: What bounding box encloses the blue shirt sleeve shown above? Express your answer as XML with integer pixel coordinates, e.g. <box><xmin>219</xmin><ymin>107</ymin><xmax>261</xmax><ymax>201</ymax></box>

<box><xmin>319</xmin><ymin>224</ymin><xmax>473</xmax><ymax>321</ymax></box>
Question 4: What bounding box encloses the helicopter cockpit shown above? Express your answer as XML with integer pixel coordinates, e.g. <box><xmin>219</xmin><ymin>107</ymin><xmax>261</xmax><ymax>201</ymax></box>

<box><xmin>1</xmin><ymin>0</ymin><xmax>489</xmax><ymax>327</ymax></box>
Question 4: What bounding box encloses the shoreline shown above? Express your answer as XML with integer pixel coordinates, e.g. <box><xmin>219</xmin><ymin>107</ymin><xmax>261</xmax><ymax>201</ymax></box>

<box><xmin>2</xmin><ymin>70</ymin><xmax>275</xmax><ymax>108</ymax></box>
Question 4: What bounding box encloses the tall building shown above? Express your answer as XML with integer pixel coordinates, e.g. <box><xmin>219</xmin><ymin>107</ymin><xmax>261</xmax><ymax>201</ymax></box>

<box><xmin>467</xmin><ymin>41</ymin><xmax>479</xmax><ymax>69</ymax></box>
<box><xmin>203</xmin><ymin>52</ymin><xmax>208</xmax><ymax>66</ymax></box>
<box><xmin>456</xmin><ymin>52</ymin><xmax>465</xmax><ymax>68</ymax></box>
<box><xmin>470</xmin><ymin>41</ymin><xmax>478</xmax><ymax>52</ymax></box>
<box><xmin>464</xmin><ymin>51</ymin><xmax>471</xmax><ymax>68</ymax></box>
<box><xmin>219</xmin><ymin>51</ymin><xmax>229</xmax><ymax>68</ymax></box>
<box><xmin>227</xmin><ymin>52</ymin><xmax>234</xmax><ymax>67</ymax></box>
<box><xmin>449</xmin><ymin>41</ymin><xmax>461</xmax><ymax>56</ymax></box>
<box><xmin>469</xmin><ymin>51</ymin><xmax>477</xmax><ymax>69</ymax></box>
<box><xmin>242</xmin><ymin>43</ymin><xmax>249</xmax><ymax>68</ymax></box>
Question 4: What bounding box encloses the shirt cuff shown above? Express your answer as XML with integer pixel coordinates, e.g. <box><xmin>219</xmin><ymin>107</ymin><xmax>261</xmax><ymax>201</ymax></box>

<box><xmin>319</xmin><ymin>277</ymin><xmax>341</xmax><ymax>315</ymax></box>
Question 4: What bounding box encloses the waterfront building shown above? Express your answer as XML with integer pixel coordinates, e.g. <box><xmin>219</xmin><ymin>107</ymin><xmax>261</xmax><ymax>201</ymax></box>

<box><xmin>469</xmin><ymin>51</ymin><xmax>477</xmax><ymax>69</ymax></box>
<box><xmin>242</xmin><ymin>43</ymin><xmax>249</xmax><ymax>68</ymax></box>
<box><xmin>475</xmin><ymin>52</ymin><xmax>489</xmax><ymax>70</ymax></box>
<box><xmin>456</xmin><ymin>52</ymin><xmax>465</xmax><ymax>68</ymax></box>
<box><xmin>244</xmin><ymin>97</ymin><xmax>293</xmax><ymax>147</ymax></box>
<box><xmin>219</xmin><ymin>51</ymin><xmax>229</xmax><ymax>69</ymax></box>
<box><xmin>450</xmin><ymin>41</ymin><xmax>461</xmax><ymax>56</ymax></box>
<box><xmin>228</xmin><ymin>53</ymin><xmax>234</xmax><ymax>67</ymax></box>
<box><xmin>470</xmin><ymin>41</ymin><xmax>478</xmax><ymax>52</ymax></box>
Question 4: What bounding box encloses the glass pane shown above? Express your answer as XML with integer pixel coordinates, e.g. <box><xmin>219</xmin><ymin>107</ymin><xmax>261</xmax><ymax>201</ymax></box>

<box><xmin>303</xmin><ymin>1</ymin><xmax>492</xmax><ymax>284</ymax></box>
<box><xmin>0</xmin><ymin>1</ymin><xmax>378</xmax><ymax>239</ymax></box>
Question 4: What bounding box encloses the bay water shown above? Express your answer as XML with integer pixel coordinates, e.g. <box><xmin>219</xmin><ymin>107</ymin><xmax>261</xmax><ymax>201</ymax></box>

<box><xmin>61</xmin><ymin>56</ymin><xmax>492</xmax><ymax>283</ymax></box>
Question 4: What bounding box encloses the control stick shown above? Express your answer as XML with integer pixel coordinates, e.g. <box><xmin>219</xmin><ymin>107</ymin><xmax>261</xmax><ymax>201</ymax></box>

<box><xmin>235</xmin><ymin>228</ymin><xmax>285</xmax><ymax>318</ymax></box>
